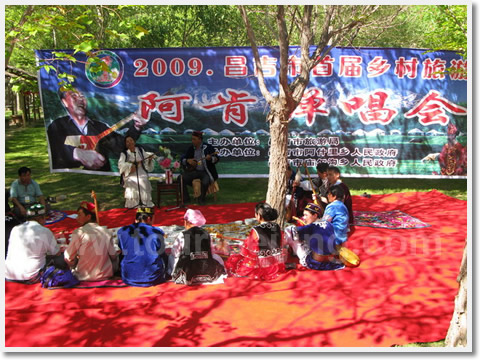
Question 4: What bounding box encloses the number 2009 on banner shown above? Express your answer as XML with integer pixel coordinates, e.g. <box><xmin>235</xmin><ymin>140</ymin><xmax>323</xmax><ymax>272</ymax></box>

<box><xmin>133</xmin><ymin>57</ymin><xmax>207</xmax><ymax>77</ymax></box>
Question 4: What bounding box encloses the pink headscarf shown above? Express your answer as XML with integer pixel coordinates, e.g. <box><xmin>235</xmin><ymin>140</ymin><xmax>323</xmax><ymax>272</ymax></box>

<box><xmin>184</xmin><ymin>209</ymin><xmax>206</xmax><ymax>227</ymax></box>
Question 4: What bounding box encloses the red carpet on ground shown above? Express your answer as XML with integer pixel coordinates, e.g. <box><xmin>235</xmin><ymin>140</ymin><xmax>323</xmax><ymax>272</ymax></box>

<box><xmin>5</xmin><ymin>190</ymin><xmax>467</xmax><ymax>348</ymax></box>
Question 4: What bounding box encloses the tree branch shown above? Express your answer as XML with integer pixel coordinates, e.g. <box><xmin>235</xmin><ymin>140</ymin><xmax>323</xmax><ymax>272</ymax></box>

<box><xmin>291</xmin><ymin>5</ymin><xmax>313</xmax><ymax>102</ymax></box>
<box><xmin>276</xmin><ymin>5</ymin><xmax>292</xmax><ymax>102</ymax></box>
<box><xmin>5</xmin><ymin>5</ymin><xmax>35</xmax><ymax>70</ymax></box>
<box><xmin>442</xmin><ymin>5</ymin><xmax>467</xmax><ymax>35</ymax></box>
<box><xmin>6</xmin><ymin>65</ymin><xmax>37</xmax><ymax>79</ymax></box>
<box><xmin>238</xmin><ymin>5</ymin><xmax>274</xmax><ymax>104</ymax></box>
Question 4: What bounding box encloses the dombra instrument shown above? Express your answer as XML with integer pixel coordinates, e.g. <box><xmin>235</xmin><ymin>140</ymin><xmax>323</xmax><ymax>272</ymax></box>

<box><xmin>292</xmin><ymin>216</ymin><xmax>306</xmax><ymax>225</ymax></box>
<box><xmin>91</xmin><ymin>190</ymin><xmax>100</xmax><ymax>226</ymax></box>
<box><xmin>303</xmin><ymin>162</ymin><xmax>322</xmax><ymax>208</ymax></box>
<box><xmin>184</xmin><ymin>151</ymin><xmax>219</xmax><ymax>172</ymax></box>
<box><xmin>130</xmin><ymin>153</ymin><xmax>157</xmax><ymax>165</ymax></box>
<box><xmin>285</xmin><ymin>165</ymin><xmax>300</xmax><ymax>222</ymax></box>
<box><xmin>64</xmin><ymin>113</ymin><xmax>137</xmax><ymax>150</ymax></box>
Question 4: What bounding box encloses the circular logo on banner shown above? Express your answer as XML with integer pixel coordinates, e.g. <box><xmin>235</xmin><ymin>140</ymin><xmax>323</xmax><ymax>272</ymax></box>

<box><xmin>85</xmin><ymin>50</ymin><xmax>124</xmax><ymax>88</ymax></box>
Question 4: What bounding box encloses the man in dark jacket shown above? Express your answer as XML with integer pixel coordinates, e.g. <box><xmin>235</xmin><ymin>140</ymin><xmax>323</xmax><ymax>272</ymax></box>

<box><xmin>181</xmin><ymin>131</ymin><xmax>219</xmax><ymax>204</ymax></box>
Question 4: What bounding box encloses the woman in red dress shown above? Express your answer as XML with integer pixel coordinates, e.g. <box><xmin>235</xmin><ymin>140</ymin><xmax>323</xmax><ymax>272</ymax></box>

<box><xmin>225</xmin><ymin>203</ymin><xmax>287</xmax><ymax>280</ymax></box>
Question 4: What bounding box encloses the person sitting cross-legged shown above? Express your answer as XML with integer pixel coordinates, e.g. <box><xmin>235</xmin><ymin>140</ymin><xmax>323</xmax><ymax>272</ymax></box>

<box><xmin>117</xmin><ymin>207</ymin><xmax>167</xmax><ymax>287</ymax></box>
<box><xmin>296</xmin><ymin>219</ymin><xmax>345</xmax><ymax>271</ymax></box>
<box><xmin>285</xmin><ymin>202</ymin><xmax>345</xmax><ymax>271</ymax></box>
<box><xmin>225</xmin><ymin>202</ymin><xmax>288</xmax><ymax>280</ymax></box>
<box><xmin>5</xmin><ymin>204</ymin><xmax>62</xmax><ymax>283</ymax></box>
<box><xmin>169</xmin><ymin>209</ymin><xmax>226</xmax><ymax>285</ymax></box>
<box><xmin>284</xmin><ymin>202</ymin><xmax>323</xmax><ymax>267</ymax></box>
<box><xmin>64</xmin><ymin>201</ymin><xmax>118</xmax><ymax>281</ymax></box>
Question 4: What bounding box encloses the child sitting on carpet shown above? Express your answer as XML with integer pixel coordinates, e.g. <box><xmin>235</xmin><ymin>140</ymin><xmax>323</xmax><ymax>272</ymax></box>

<box><xmin>225</xmin><ymin>202</ymin><xmax>287</xmax><ymax>280</ymax></box>
<box><xmin>322</xmin><ymin>185</ymin><xmax>349</xmax><ymax>246</ymax></box>
<box><xmin>169</xmin><ymin>209</ymin><xmax>226</xmax><ymax>285</ymax></box>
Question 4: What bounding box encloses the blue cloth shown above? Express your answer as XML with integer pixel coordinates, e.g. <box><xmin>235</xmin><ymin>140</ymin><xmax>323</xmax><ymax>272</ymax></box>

<box><xmin>305</xmin><ymin>256</ymin><xmax>345</xmax><ymax>271</ymax></box>
<box><xmin>117</xmin><ymin>223</ymin><xmax>167</xmax><ymax>287</ymax></box>
<box><xmin>297</xmin><ymin>221</ymin><xmax>345</xmax><ymax>271</ymax></box>
<box><xmin>297</xmin><ymin>220</ymin><xmax>337</xmax><ymax>255</ymax></box>
<box><xmin>10</xmin><ymin>179</ymin><xmax>43</xmax><ymax>205</ymax></box>
<box><xmin>322</xmin><ymin>200</ymin><xmax>349</xmax><ymax>245</ymax></box>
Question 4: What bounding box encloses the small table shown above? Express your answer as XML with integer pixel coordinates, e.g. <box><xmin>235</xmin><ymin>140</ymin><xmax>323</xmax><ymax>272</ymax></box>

<box><xmin>157</xmin><ymin>181</ymin><xmax>182</xmax><ymax>207</ymax></box>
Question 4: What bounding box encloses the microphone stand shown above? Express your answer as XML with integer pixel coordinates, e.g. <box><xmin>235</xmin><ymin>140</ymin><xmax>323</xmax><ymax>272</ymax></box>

<box><xmin>165</xmin><ymin>173</ymin><xmax>189</xmax><ymax>212</ymax></box>
<box><xmin>135</xmin><ymin>149</ymin><xmax>146</xmax><ymax>208</ymax></box>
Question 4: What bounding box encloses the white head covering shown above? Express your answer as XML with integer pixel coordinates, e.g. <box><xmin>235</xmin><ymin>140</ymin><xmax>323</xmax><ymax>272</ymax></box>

<box><xmin>184</xmin><ymin>209</ymin><xmax>206</xmax><ymax>227</ymax></box>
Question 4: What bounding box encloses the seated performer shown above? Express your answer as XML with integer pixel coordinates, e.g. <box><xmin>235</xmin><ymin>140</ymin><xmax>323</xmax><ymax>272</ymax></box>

<box><xmin>284</xmin><ymin>202</ymin><xmax>323</xmax><ymax>267</ymax></box>
<box><xmin>225</xmin><ymin>202</ymin><xmax>287</xmax><ymax>280</ymax></box>
<box><xmin>298</xmin><ymin>220</ymin><xmax>345</xmax><ymax>271</ymax></box>
<box><xmin>286</xmin><ymin>164</ymin><xmax>308</xmax><ymax>218</ymax></box>
<box><xmin>322</xmin><ymin>185</ymin><xmax>349</xmax><ymax>245</ymax></box>
<box><xmin>64</xmin><ymin>201</ymin><xmax>118</xmax><ymax>281</ymax></box>
<box><xmin>296</xmin><ymin>162</ymin><xmax>330</xmax><ymax>209</ymax></box>
<box><xmin>117</xmin><ymin>207</ymin><xmax>167</xmax><ymax>287</ymax></box>
<box><xmin>181</xmin><ymin>131</ymin><xmax>219</xmax><ymax>205</ymax></box>
<box><xmin>5</xmin><ymin>204</ymin><xmax>61</xmax><ymax>283</ymax></box>
<box><xmin>10</xmin><ymin>166</ymin><xmax>47</xmax><ymax>221</ymax></box>
<box><xmin>327</xmin><ymin>166</ymin><xmax>354</xmax><ymax>225</ymax></box>
<box><xmin>169</xmin><ymin>209</ymin><xmax>226</xmax><ymax>285</ymax></box>
<box><xmin>118</xmin><ymin>136</ymin><xmax>155</xmax><ymax>208</ymax></box>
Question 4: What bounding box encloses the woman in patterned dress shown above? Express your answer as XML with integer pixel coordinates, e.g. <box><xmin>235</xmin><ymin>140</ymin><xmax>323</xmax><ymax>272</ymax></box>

<box><xmin>225</xmin><ymin>203</ymin><xmax>287</xmax><ymax>280</ymax></box>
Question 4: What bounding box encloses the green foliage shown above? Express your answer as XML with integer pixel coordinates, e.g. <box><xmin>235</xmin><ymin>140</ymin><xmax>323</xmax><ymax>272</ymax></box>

<box><xmin>393</xmin><ymin>340</ymin><xmax>445</xmax><ymax>347</ymax></box>
<box><xmin>417</xmin><ymin>5</ymin><xmax>467</xmax><ymax>56</ymax></box>
<box><xmin>5</xmin><ymin>4</ymin><xmax>467</xmax><ymax>91</ymax></box>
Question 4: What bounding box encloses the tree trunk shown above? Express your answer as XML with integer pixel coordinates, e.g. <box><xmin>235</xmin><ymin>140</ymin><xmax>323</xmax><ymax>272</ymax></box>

<box><xmin>445</xmin><ymin>240</ymin><xmax>467</xmax><ymax>347</ymax></box>
<box><xmin>16</xmin><ymin>92</ymin><xmax>26</xmax><ymax>127</ymax></box>
<box><xmin>265</xmin><ymin>107</ymin><xmax>290</xmax><ymax>227</ymax></box>
<box><xmin>33</xmin><ymin>94</ymin><xmax>38</xmax><ymax>122</ymax></box>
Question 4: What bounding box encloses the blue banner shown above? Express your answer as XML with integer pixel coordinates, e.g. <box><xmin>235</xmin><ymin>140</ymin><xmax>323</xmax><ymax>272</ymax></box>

<box><xmin>36</xmin><ymin>46</ymin><xmax>467</xmax><ymax>178</ymax></box>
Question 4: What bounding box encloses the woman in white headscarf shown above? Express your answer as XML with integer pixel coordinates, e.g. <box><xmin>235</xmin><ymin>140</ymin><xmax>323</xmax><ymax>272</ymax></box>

<box><xmin>168</xmin><ymin>209</ymin><xmax>226</xmax><ymax>285</ymax></box>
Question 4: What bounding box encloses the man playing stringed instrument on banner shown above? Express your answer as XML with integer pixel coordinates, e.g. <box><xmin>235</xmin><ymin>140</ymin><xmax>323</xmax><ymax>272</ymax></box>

<box><xmin>47</xmin><ymin>88</ymin><xmax>147</xmax><ymax>171</ymax></box>
<box><xmin>181</xmin><ymin>131</ymin><xmax>219</xmax><ymax>205</ymax></box>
